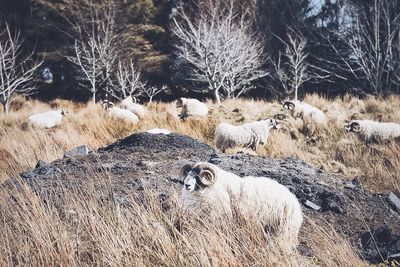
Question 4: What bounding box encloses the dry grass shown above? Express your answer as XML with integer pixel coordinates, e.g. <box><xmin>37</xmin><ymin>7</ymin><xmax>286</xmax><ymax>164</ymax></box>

<box><xmin>1</xmin><ymin>94</ymin><xmax>399</xmax><ymax>192</ymax></box>
<box><xmin>0</xmin><ymin>94</ymin><xmax>399</xmax><ymax>266</ymax></box>
<box><xmin>0</xmin><ymin>172</ymin><xmax>365</xmax><ymax>266</ymax></box>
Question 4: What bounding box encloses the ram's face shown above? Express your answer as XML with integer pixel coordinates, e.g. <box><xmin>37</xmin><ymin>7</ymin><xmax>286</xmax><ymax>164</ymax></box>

<box><xmin>283</xmin><ymin>101</ymin><xmax>295</xmax><ymax>111</ymax></box>
<box><xmin>345</xmin><ymin>121</ymin><xmax>360</xmax><ymax>133</ymax></box>
<box><xmin>176</xmin><ymin>98</ymin><xmax>183</xmax><ymax>108</ymax></box>
<box><xmin>183</xmin><ymin>171</ymin><xmax>198</xmax><ymax>192</ymax></box>
<box><xmin>269</xmin><ymin>119</ymin><xmax>281</xmax><ymax>129</ymax></box>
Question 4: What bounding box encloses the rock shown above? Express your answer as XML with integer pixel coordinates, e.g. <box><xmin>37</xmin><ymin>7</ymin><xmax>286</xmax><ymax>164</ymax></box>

<box><xmin>344</xmin><ymin>182</ymin><xmax>355</xmax><ymax>189</ymax></box>
<box><xmin>64</xmin><ymin>145</ymin><xmax>89</xmax><ymax>158</ymax></box>
<box><xmin>35</xmin><ymin>160</ymin><xmax>47</xmax><ymax>168</ymax></box>
<box><xmin>304</xmin><ymin>200</ymin><xmax>321</xmax><ymax>211</ymax></box>
<box><xmin>138</xmin><ymin>160</ymin><xmax>157</xmax><ymax>168</ymax></box>
<box><xmin>388</xmin><ymin>192</ymin><xmax>400</xmax><ymax>213</ymax></box>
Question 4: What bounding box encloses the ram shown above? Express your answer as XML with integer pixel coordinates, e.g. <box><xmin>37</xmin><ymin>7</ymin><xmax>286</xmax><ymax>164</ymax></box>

<box><xmin>27</xmin><ymin>110</ymin><xmax>67</xmax><ymax>129</ymax></box>
<box><xmin>283</xmin><ymin>100</ymin><xmax>327</xmax><ymax>125</ymax></box>
<box><xmin>102</xmin><ymin>100</ymin><xmax>139</xmax><ymax>125</ymax></box>
<box><xmin>176</xmin><ymin>97</ymin><xmax>208</xmax><ymax>120</ymax></box>
<box><xmin>345</xmin><ymin>120</ymin><xmax>400</xmax><ymax>141</ymax></box>
<box><xmin>214</xmin><ymin>119</ymin><xmax>280</xmax><ymax>152</ymax></box>
<box><xmin>120</xmin><ymin>96</ymin><xmax>147</xmax><ymax>118</ymax></box>
<box><xmin>180</xmin><ymin>162</ymin><xmax>303</xmax><ymax>249</ymax></box>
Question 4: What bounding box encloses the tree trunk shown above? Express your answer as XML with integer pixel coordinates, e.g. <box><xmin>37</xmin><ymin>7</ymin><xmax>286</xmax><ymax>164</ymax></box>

<box><xmin>2</xmin><ymin>101</ymin><xmax>10</xmax><ymax>114</ymax></box>
<box><xmin>294</xmin><ymin>88</ymin><xmax>298</xmax><ymax>101</ymax></box>
<box><xmin>92</xmin><ymin>91</ymin><xmax>96</xmax><ymax>103</ymax></box>
<box><xmin>213</xmin><ymin>89</ymin><xmax>221</xmax><ymax>103</ymax></box>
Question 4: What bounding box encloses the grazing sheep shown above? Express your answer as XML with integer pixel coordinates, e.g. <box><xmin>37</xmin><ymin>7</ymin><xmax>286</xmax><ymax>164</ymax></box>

<box><xmin>27</xmin><ymin>110</ymin><xmax>67</xmax><ymax>129</ymax></box>
<box><xmin>345</xmin><ymin>120</ymin><xmax>400</xmax><ymax>141</ymax></box>
<box><xmin>102</xmin><ymin>100</ymin><xmax>139</xmax><ymax>125</ymax></box>
<box><xmin>176</xmin><ymin>97</ymin><xmax>208</xmax><ymax>120</ymax></box>
<box><xmin>283</xmin><ymin>100</ymin><xmax>327</xmax><ymax>125</ymax></box>
<box><xmin>120</xmin><ymin>96</ymin><xmax>147</xmax><ymax>118</ymax></box>
<box><xmin>180</xmin><ymin>162</ymin><xmax>303</xmax><ymax>248</ymax></box>
<box><xmin>146</xmin><ymin>128</ymin><xmax>171</xmax><ymax>135</ymax></box>
<box><xmin>215</xmin><ymin>119</ymin><xmax>280</xmax><ymax>152</ymax></box>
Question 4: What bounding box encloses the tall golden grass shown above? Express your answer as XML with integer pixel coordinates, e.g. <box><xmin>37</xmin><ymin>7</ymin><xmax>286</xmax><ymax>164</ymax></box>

<box><xmin>1</xmin><ymin>94</ymin><xmax>398</xmax><ymax>266</ymax></box>
<box><xmin>1</xmin><ymin>94</ymin><xmax>399</xmax><ymax>192</ymax></box>
<box><xmin>0</xmin><ymin>173</ymin><xmax>366</xmax><ymax>266</ymax></box>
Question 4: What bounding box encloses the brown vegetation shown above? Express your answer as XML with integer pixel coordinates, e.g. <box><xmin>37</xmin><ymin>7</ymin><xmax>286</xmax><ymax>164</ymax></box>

<box><xmin>0</xmin><ymin>94</ymin><xmax>398</xmax><ymax>266</ymax></box>
<box><xmin>1</xmin><ymin>94</ymin><xmax>399</xmax><ymax>192</ymax></box>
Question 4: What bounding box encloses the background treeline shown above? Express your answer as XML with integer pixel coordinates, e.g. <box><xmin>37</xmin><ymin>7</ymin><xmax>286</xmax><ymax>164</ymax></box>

<box><xmin>0</xmin><ymin>0</ymin><xmax>399</xmax><ymax>105</ymax></box>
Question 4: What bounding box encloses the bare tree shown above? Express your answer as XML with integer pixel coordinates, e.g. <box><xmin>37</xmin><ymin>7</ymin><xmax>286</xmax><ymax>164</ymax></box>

<box><xmin>172</xmin><ymin>0</ymin><xmax>267</xmax><ymax>103</ymax></box>
<box><xmin>142</xmin><ymin>85</ymin><xmax>167</xmax><ymax>103</ymax></box>
<box><xmin>324</xmin><ymin>0</ymin><xmax>400</xmax><ymax>96</ymax></box>
<box><xmin>0</xmin><ymin>24</ymin><xmax>42</xmax><ymax>114</ymax></box>
<box><xmin>67</xmin><ymin>0</ymin><xmax>118</xmax><ymax>103</ymax></box>
<box><xmin>272</xmin><ymin>30</ymin><xmax>310</xmax><ymax>100</ymax></box>
<box><xmin>110</xmin><ymin>60</ymin><xmax>145</xmax><ymax>100</ymax></box>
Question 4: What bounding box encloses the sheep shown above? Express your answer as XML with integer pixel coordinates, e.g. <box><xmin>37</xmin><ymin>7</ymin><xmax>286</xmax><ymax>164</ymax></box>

<box><xmin>283</xmin><ymin>100</ymin><xmax>327</xmax><ymax>125</ymax></box>
<box><xmin>120</xmin><ymin>96</ymin><xmax>147</xmax><ymax>118</ymax></box>
<box><xmin>345</xmin><ymin>120</ymin><xmax>400</xmax><ymax>141</ymax></box>
<box><xmin>214</xmin><ymin>119</ymin><xmax>280</xmax><ymax>152</ymax></box>
<box><xmin>180</xmin><ymin>162</ymin><xmax>303</xmax><ymax>249</ymax></box>
<box><xmin>27</xmin><ymin>109</ymin><xmax>67</xmax><ymax>129</ymax></box>
<box><xmin>102</xmin><ymin>100</ymin><xmax>139</xmax><ymax>125</ymax></box>
<box><xmin>176</xmin><ymin>97</ymin><xmax>208</xmax><ymax>120</ymax></box>
<box><xmin>146</xmin><ymin>128</ymin><xmax>171</xmax><ymax>135</ymax></box>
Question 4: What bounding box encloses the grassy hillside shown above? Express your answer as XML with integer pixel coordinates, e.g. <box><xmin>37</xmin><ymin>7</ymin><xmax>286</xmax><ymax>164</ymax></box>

<box><xmin>1</xmin><ymin>94</ymin><xmax>400</xmax><ymax>266</ymax></box>
<box><xmin>1</xmin><ymin>94</ymin><xmax>399</xmax><ymax>193</ymax></box>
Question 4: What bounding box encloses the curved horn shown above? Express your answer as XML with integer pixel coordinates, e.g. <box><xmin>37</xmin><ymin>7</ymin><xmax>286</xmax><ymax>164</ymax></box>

<box><xmin>199</xmin><ymin>169</ymin><xmax>215</xmax><ymax>186</ymax></box>
<box><xmin>180</xmin><ymin>162</ymin><xmax>194</xmax><ymax>178</ymax></box>
<box><xmin>350</xmin><ymin>121</ymin><xmax>361</xmax><ymax>132</ymax></box>
<box><xmin>282</xmin><ymin>101</ymin><xmax>295</xmax><ymax>111</ymax></box>
<box><xmin>132</xmin><ymin>96</ymin><xmax>137</xmax><ymax>103</ymax></box>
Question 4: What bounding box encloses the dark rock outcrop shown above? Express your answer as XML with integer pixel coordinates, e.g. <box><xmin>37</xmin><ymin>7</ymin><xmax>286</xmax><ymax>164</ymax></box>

<box><xmin>8</xmin><ymin>132</ymin><xmax>400</xmax><ymax>263</ymax></box>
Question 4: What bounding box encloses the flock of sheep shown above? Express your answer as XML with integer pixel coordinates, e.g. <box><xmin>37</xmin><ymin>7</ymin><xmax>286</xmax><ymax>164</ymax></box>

<box><xmin>26</xmin><ymin>96</ymin><xmax>400</xmax><ymax>250</ymax></box>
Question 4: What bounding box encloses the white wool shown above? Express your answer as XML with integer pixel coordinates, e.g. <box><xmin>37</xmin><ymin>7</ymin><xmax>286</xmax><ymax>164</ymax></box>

<box><xmin>108</xmin><ymin>107</ymin><xmax>139</xmax><ymax>125</ymax></box>
<box><xmin>27</xmin><ymin>110</ymin><xmax>65</xmax><ymax>129</ymax></box>
<box><xmin>284</xmin><ymin>100</ymin><xmax>327</xmax><ymax>125</ymax></box>
<box><xmin>146</xmin><ymin>128</ymin><xmax>171</xmax><ymax>135</ymax></box>
<box><xmin>178</xmin><ymin>98</ymin><xmax>208</xmax><ymax>119</ymax></box>
<box><xmin>181</xmin><ymin>162</ymin><xmax>303</xmax><ymax>248</ymax></box>
<box><xmin>214</xmin><ymin>119</ymin><xmax>278</xmax><ymax>152</ymax></box>
<box><xmin>120</xmin><ymin>97</ymin><xmax>147</xmax><ymax>118</ymax></box>
<box><xmin>346</xmin><ymin>120</ymin><xmax>400</xmax><ymax>140</ymax></box>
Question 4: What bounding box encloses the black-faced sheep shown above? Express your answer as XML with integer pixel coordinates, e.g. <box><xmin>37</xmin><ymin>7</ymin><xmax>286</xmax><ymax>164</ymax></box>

<box><xmin>27</xmin><ymin>110</ymin><xmax>67</xmax><ymax>129</ymax></box>
<box><xmin>214</xmin><ymin>119</ymin><xmax>280</xmax><ymax>152</ymax></box>
<box><xmin>283</xmin><ymin>100</ymin><xmax>327</xmax><ymax>125</ymax></box>
<box><xmin>345</xmin><ymin>120</ymin><xmax>400</xmax><ymax>141</ymax></box>
<box><xmin>176</xmin><ymin>97</ymin><xmax>208</xmax><ymax>120</ymax></box>
<box><xmin>180</xmin><ymin>162</ymin><xmax>303</xmax><ymax>249</ymax></box>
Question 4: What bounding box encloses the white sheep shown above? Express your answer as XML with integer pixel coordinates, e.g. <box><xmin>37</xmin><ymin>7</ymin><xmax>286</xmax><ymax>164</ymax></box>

<box><xmin>27</xmin><ymin>110</ymin><xmax>67</xmax><ymax>129</ymax></box>
<box><xmin>283</xmin><ymin>100</ymin><xmax>327</xmax><ymax>125</ymax></box>
<box><xmin>102</xmin><ymin>101</ymin><xmax>139</xmax><ymax>125</ymax></box>
<box><xmin>146</xmin><ymin>128</ymin><xmax>171</xmax><ymax>135</ymax></box>
<box><xmin>345</xmin><ymin>120</ymin><xmax>400</xmax><ymax>141</ymax></box>
<box><xmin>120</xmin><ymin>96</ymin><xmax>147</xmax><ymax>118</ymax></box>
<box><xmin>176</xmin><ymin>97</ymin><xmax>208</xmax><ymax>120</ymax></box>
<box><xmin>214</xmin><ymin>119</ymin><xmax>280</xmax><ymax>152</ymax></box>
<box><xmin>180</xmin><ymin>162</ymin><xmax>303</xmax><ymax>249</ymax></box>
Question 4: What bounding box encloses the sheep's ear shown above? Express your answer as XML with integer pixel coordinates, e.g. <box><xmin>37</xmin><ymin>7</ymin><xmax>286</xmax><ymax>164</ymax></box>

<box><xmin>199</xmin><ymin>169</ymin><xmax>215</xmax><ymax>186</ymax></box>
<box><xmin>180</xmin><ymin>162</ymin><xmax>194</xmax><ymax>178</ymax></box>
